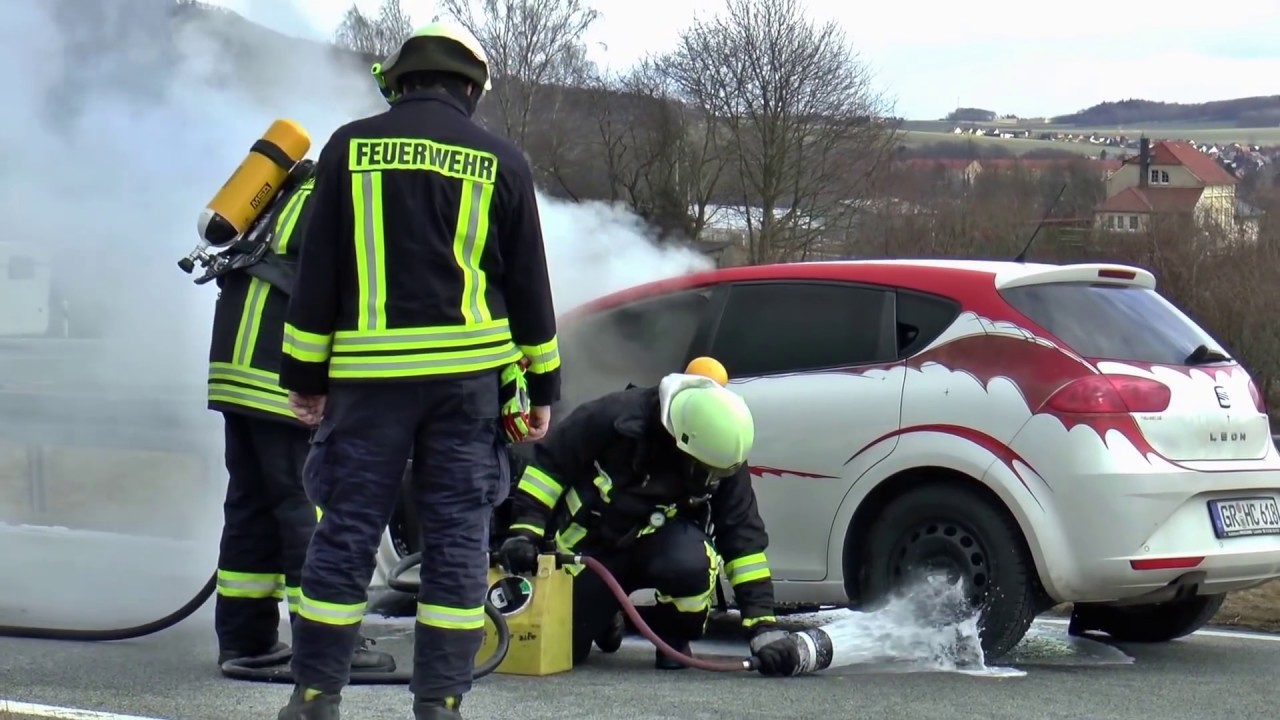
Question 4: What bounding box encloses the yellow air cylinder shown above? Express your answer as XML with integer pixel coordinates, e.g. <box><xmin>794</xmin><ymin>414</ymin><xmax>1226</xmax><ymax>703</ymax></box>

<box><xmin>477</xmin><ymin>553</ymin><xmax>574</xmax><ymax>676</ymax></box>
<box><xmin>197</xmin><ymin>119</ymin><xmax>311</xmax><ymax>248</ymax></box>
<box><xmin>686</xmin><ymin>356</ymin><xmax>729</xmax><ymax>386</ymax></box>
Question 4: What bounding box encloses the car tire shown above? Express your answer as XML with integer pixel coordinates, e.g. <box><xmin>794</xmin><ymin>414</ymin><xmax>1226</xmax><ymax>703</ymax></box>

<box><xmin>1068</xmin><ymin>593</ymin><xmax>1226</xmax><ymax>643</ymax></box>
<box><xmin>858</xmin><ymin>481</ymin><xmax>1038</xmax><ymax>659</ymax></box>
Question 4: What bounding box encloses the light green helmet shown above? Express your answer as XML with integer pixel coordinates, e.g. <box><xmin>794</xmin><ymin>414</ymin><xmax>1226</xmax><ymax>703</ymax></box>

<box><xmin>667</xmin><ymin>383</ymin><xmax>756</xmax><ymax>476</ymax></box>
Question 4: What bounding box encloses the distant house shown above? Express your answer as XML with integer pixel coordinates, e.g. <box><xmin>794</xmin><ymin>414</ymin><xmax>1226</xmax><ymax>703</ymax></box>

<box><xmin>1094</xmin><ymin>139</ymin><xmax>1260</xmax><ymax>242</ymax></box>
<box><xmin>900</xmin><ymin>158</ymin><xmax>983</xmax><ymax>185</ymax></box>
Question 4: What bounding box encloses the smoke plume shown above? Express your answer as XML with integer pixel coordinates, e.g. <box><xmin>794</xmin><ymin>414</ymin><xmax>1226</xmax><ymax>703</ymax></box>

<box><xmin>0</xmin><ymin>0</ymin><xmax>708</xmax><ymax>628</ymax></box>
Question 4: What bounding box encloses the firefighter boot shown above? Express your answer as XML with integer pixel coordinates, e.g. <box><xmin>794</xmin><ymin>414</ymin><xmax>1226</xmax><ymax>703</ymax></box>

<box><xmin>595</xmin><ymin>610</ymin><xmax>625</xmax><ymax>653</ymax></box>
<box><xmin>217</xmin><ymin>640</ymin><xmax>290</xmax><ymax>669</ymax></box>
<box><xmin>276</xmin><ymin>687</ymin><xmax>341</xmax><ymax>720</ymax></box>
<box><xmin>413</xmin><ymin>695</ymin><xmax>463</xmax><ymax>719</ymax></box>
<box><xmin>351</xmin><ymin>636</ymin><xmax>396</xmax><ymax>672</ymax></box>
<box><xmin>648</xmin><ymin>604</ymin><xmax>694</xmax><ymax>671</ymax></box>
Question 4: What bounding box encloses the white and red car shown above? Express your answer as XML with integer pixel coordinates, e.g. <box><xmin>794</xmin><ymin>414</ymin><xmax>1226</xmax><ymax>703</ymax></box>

<box><xmin>379</xmin><ymin>258</ymin><xmax>1280</xmax><ymax>658</ymax></box>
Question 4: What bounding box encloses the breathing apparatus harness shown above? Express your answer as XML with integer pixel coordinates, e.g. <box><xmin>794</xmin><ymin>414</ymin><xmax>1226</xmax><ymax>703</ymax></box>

<box><xmin>178</xmin><ymin>159</ymin><xmax>315</xmax><ymax>292</ymax></box>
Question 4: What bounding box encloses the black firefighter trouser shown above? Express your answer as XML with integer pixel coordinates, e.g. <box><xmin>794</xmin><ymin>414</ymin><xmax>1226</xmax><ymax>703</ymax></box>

<box><xmin>571</xmin><ymin>519</ymin><xmax>721</xmax><ymax>664</ymax></box>
<box><xmin>290</xmin><ymin>373</ymin><xmax>509</xmax><ymax>699</ymax></box>
<box><xmin>215</xmin><ymin>412</ymin><xmax>314</xmax><ymax>654</ymax></box>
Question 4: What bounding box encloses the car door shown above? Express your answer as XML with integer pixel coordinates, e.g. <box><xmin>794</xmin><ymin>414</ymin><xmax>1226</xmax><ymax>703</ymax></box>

<box><xmin>553</xmin><ymin>287</ymin><xmax>715</xmax><ymax>417</ymax></box>
<box><xmin>704</xmin><ymin>280</ymin><xmax>904</xmax><ymax>581</ymax></box>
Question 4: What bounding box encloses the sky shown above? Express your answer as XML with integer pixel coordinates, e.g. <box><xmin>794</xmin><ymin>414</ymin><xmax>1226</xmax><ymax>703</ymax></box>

<box><xmin>210</xmin><ymin>0</ymin><xmax>1280</xmax><ymax>121</ymax></box>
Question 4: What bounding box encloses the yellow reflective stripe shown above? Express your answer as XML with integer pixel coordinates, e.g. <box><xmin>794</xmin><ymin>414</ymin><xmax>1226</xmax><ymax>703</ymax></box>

<box><xmin>509</xmin><ymin>522</ymin><xmax>544</xmax><ymax>538</ymax></box>
<box><xmin>209</xmin><ymin>361</ymin><xmax>280</xmax><ymax>390</ymax></box>
<box><xmin>655</xmin><ymin>592</ymin><xmax>713</xmax><ymax>613</ymax></box>
<box><xmin>592</xmin><ymin>474</ymin><xmax>612</xmax><ymax>501</ymax></box>
<box><xmin>285</xmin><ymin>586</ymin><xmax>302</xmax><ymax>613</ymax></box>
<box><xmin>725</xmin><ymin>552</ymin><xmax>772</xmax><ymax>586</ymax></box>
<box><xmin>328</xmin><ymin>344</ymin><xmax>523</xmax><ymax>379</ymax></box>
<box><xmin>297</xmin><ymin>594</ymin><xmax>366</xmax><ymax>626</ymax></box>
<box><xmin>555</xmin><ymin>523</ymin><xmax>587</xmax><ymax>553</ymax></box>
<box><xmin>273</xmin><ymin>182</ymin><xmax>313</xmax><ymax>254</ymax></box>
<box><xmin>416</xmin><ymin>603</ymin><xmax>485</xmax><ymax>630</ymax></box>
<box><xmin>455</xmin><ymin>179</ymin><xmax>494</xmax><ymax>324</ymax></box>
<box><xmin>315</xmin><ymin>506</ymin><xmax>323</xmax><ymax>521</ymax></box>
<box><xmin>565</xmin><ymin>489</ymin><xmax>582</xmax><ymax>516</ymax></box>
<box><xmin>741</xmin><ymin>615</ymin><xmax>777</xmax><ymax>628</ymax></box>
<box><xmin>331</xmin><ymin>320</ymin><xmax>512</xmax><ymax>352</ymax></box>
<box><xmin>517</xmin><ymin>466</ymin><xmax>564</xmax><ymax>509</ymax></box>
<box><xmin>519</xmin><ymin>338</ymin><xmax>561</xmax><ymax>374</ymax></box>
<box><xmin>216</xmin><ymin>570</ymin><xmax>285</xmax><ymax>600</ymax></box>
<box><xmin>283</xmin><ymin>323</ymin><xmax>333</xmax><ymax>363</ymax></box>
<box><xmin>208</xmin><ymin>384</ymin><xmax>295</xmax><ymax>417</ymax></box>
<box><xmin>655</xmin><ymin>541</ymin><xmax>718</xmax><ymax>613</ymax></box>
<box><xmin>232</xmin><ymin>278</ymin><xmax>270</xmax><ymax>366</ymax></box>
<box><xmin>352</xmin><ymin>171</ymin><xmax>387</xmax><ymax>331</ymax></box>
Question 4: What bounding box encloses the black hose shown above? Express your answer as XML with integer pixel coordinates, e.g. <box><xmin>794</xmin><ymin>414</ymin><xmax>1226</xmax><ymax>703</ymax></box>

<box><xmin>219</xmin><ymin>599</ymin><xmax>511</xmax><ymax>684</ymax></box>
<box><xmin>0</xmin><ymin>571</ymin><xmax>217</xmax><ymax>641</ymax></box>
<box><xmin>0</xmin><ymin>558</ymin><xmax>511</xmax><ymax>685</ymax></box>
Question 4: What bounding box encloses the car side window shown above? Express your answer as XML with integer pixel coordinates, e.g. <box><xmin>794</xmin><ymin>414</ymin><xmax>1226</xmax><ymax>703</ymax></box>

<box><xmin>558</xmin><ymin>289</ymin><xmax>711</xmax><ymax>408</ymax></box>
<box><xmin>709</xmin><ymin>281</ymin><xmax>895</xmax><ymax>378</ymax></box>
<box><xmin>895</xmin><ymin>290</ymin><xmax>961</xmax><ymax>358</ymax></box>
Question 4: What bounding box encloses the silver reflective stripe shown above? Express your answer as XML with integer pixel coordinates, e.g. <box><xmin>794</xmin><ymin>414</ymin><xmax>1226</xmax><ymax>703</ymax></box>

<box><xmin>236</xmin><ymin>280</ymin><xmax>270</xmax><ymax>365</ymax></box>
<box><xmin>728</xmin><ymin>560</ymin><xmax>769</xmax><ymax>582</ymax></box>
<box><xmin>298</xmin><ymin>597</ymin><xmax>367</xmax><ymax>624</ymax></box>
<box><xmin>360</xmin><ymin>172</ymin><xmax>381</xmax><ymax>330</ymax></box>
<box><xmin>416</xmin><ymin>604</ymin><xmax>484</xmax><ymax>628</ymax></box>
<box><xmin>524</xmin><ymin>345</ymin><xmax>559</xmax><ymax>366</ymax></box>
<box><xmin>284</xmin><ymin>329</ymin><xmax>330</xmax><ymax>356</ymax></box>
<box><xmin>332</xmin><ymin>324</ymin><xmax>510</xmax><ymax>349</ymax></box>
<box><xmin>519</xmin><ymin>472</ymin><xmax>561</xmax><ymax>507</ymax></box>
<box><xmin>216</xmin><ymin>578</ymin><xmax>279</xmax><ymax>593</ymax></box>
<box><xmin>460</xmin><ymin>180</ymin><xmax>486</xmax><ymax>323</ymax></box>
<box><xmin>330</xmin><ymin>346</ymin><xmax>521</xmax><ymax>374</ymax></box>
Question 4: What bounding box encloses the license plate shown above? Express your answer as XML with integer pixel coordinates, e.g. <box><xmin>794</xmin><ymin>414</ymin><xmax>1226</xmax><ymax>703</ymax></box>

<box><xmin>1208</xmin><ymin>497</ymin><xmax>1280</xmax><ymax>538</ymax></box>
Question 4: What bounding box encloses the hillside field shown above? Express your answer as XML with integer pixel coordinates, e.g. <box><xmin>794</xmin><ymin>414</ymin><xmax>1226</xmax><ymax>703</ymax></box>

<box><xmin>900</xmin><ymin>131</ymin><xmax>1105</xmax><ymax>156</ymax></box>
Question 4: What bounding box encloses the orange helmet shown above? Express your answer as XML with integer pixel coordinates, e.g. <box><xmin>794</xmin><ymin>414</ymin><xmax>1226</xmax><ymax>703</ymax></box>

<box><xmin>685</xmin><ymin>356</ymin><xmax>729</xmax><ymax>386</ymax></box>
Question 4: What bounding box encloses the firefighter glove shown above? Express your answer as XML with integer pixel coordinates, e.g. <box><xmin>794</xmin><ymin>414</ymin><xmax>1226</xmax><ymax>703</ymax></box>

<box><xmin>749</xmin><ymin>624</ymin><xmax>801</xmax><ymax>677</ymax></box>
<box><xmin>499</xmin><ymin>362</ymin><xmax>532</xmax><ymax>444</ymax></box>
<box><xmin>497</xmin><ymin>533</ymin><xmax>539</xmax><ymax>575</ymax></box>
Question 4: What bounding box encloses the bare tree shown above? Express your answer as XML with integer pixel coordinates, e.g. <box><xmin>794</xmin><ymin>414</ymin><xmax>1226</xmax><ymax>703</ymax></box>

<box><xmin>333</xmin><ymin>0</ymin><xmax>413</xmax><ymax>58</ymax></box>
<box><xmin>585</xmin><ymin>60</ymin><xmax>728</xmax><ymax>240</ymax></box>
<box><xmin>663</xmin><ymin>0</ymin><xmax>899</xmax><ymax>263</ymax></box>
<box><xmin>438</xmin><ymin>0</ymin><xmax>599</xmax><ymax>154</ymax></box>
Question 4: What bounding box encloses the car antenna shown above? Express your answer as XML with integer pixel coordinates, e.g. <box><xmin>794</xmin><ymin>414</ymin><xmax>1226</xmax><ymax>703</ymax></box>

<box><xmin>1013</xmin><ymin>182</ymin><xmax>1068</xmax><ymax>264</ymax></box>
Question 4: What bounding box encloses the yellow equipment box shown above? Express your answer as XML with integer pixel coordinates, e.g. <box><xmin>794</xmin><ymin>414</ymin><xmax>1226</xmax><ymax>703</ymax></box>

<box><xmin>477</xmin><ymin>553</ymin><xmax>573</xmax><ymax>677</ymax></box>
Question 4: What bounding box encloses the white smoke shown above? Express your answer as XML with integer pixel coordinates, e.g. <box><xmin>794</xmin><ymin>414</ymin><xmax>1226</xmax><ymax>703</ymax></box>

<box><xmin>0</xmin><ymin>0</ymin><xmax>711</xmax><ymax>627</ymax></box>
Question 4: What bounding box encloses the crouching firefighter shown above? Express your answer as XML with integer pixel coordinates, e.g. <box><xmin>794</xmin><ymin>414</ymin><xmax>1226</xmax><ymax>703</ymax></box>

<box><xmin>495</xmin><ymin>369</ymin><xmax>803</xmax><ymax>677</ymax></box>
<box><xmin>206</xmin><ymin>159</ymin><xmax>394</xmax><ymax>677</ymax></box>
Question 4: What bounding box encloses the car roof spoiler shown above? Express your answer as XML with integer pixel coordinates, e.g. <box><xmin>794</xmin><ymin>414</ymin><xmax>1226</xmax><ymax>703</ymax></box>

<box><xmin>994</xmin><ymin>263</ymin><xmax>1157</xmax><ymax>291</ymax></box>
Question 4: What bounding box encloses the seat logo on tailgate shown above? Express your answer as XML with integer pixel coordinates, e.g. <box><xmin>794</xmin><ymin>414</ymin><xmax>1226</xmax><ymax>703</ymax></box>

<box><xmin>1214</xmin><ymin>385</ymin><xmax>1231</xmax><ymax>408</ymax></box>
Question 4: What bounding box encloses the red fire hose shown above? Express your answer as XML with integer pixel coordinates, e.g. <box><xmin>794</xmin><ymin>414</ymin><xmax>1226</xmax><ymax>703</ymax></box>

<box><xmin>562</xmin><ymin>553</ymin><xmax>761</xmax><ymax>673</ymax></box>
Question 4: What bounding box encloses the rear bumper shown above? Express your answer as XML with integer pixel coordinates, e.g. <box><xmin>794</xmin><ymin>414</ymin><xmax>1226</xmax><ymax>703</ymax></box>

<box><xmin>1030</xmin><ymin>463</ymin><xmax>1280</xmax><ymax>602</ymax></box>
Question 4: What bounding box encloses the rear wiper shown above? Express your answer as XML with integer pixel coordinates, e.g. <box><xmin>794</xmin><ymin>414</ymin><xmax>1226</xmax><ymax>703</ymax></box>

<box><xmin>1185</xmin><ymin>344</ymin><xmax>1231</xmax><ymax>365</ymax></box>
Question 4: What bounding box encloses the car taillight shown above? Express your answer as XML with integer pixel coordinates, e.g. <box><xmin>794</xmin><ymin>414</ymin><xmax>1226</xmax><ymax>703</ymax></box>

<box><xmin>1247</xmin><ymin>379</ymin><xmax>1266</xmax><ymax>413</ymax></box>
<box><xmin>1045</xmin><ymin>375</ymin><xmax>1172</xmax><ymax>414</ymax></box>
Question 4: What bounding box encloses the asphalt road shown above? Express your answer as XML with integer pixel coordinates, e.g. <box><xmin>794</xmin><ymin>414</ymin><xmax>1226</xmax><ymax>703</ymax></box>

<box><xmin>3</xmin><ymin>525</ymin><xmax>1280</xmax><ymax>720</ymax></box>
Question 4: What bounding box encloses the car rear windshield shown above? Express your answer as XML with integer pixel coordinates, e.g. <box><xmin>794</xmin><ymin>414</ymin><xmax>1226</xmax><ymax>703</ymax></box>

<box><xmin>999</xmin><ymin>282</ymin><xmax>1221</xmax><ymax>365</ymax></box>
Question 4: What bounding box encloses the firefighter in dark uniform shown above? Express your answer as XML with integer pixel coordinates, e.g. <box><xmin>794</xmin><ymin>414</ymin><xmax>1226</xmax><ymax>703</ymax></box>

<box><xmin>495</xmin><ymin>368</ymin><xmax>802</xmax><ymax>677</ymax></box>
<box><xmin>275</xmin><ymin>21</ymin><xmax>560</xmax><ymax>720</ymax></box>
<box><xmin>206</xmin><ymin>164</ymin><xmax>394</xmax><ymax>675</ymax></box>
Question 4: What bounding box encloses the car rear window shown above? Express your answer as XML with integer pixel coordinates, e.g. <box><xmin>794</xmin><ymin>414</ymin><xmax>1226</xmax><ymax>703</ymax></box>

<box><xmin>999</xmin><ymin>282</ymin><xmax>1220</xmax><ymax>365</ymax></box>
